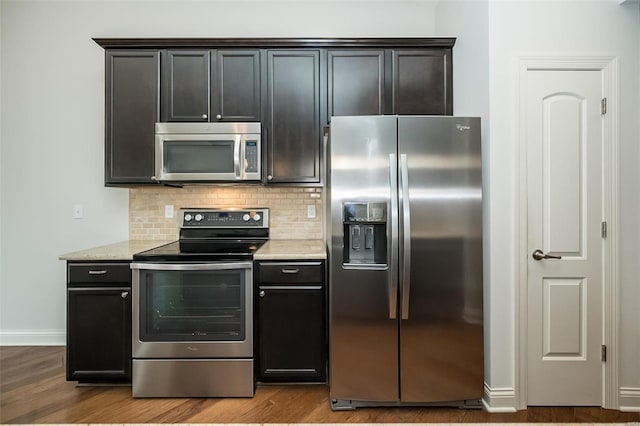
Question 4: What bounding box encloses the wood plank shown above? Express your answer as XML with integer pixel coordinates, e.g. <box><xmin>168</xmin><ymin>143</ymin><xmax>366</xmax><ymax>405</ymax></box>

<box><xmin>1</xmin><ymin>346</ymin><xmax>638</xmax><ymax>423</ymax></box>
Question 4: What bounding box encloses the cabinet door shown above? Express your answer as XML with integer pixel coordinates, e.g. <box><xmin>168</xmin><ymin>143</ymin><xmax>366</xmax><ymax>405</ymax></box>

<box><xmin>67</xmin><ymin>287</ymin><xmax>132</xmax><ymax>382</ymax></box>
<box><xmin>257</xmin><ymin>285</ymin><xmax>326</xmax><ymax>382</ymax></box>
<box><xmin>211</xmin><ymin>50</ymin><xmax>261</xmax><ymax>122</ymax></box>
<box><xmin>105</xmin><ymin>50</ymin><xmax>159</xmax><ymax>185</ymax></box>
<box><xmin>327</xmin><ymin>50</ymin><xmax>385</xmax><ymax>117</ymax></box>
<box><xmin>393</xmin><ymin>49</ymin><xmax>452</xmax><ymax>115</ymax></box>
<box><xmin>266</xmin><ymin>50</ymin><xmax>321</xmax><ymax>184</ymax></box>
<box><xmin>162</xmin><ymin>50</ymin><xmax>210</xmax><ymax>121</ymax></box>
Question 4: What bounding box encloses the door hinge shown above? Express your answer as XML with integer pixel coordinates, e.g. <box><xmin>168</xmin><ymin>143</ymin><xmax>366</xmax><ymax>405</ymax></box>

<box><xmin>601</xmin><ymin>344</ymin><xmax>607</xmax><ymax>362</ymax></box>
<box><xmin>601</xmin><ymin>97</ymin><xmax>607</xmax><ymax>115</ymax></box>
<box><xmin>601</xmin><ymin>221</ymin><xmax>607</xmax><ymax>238</ymax></box>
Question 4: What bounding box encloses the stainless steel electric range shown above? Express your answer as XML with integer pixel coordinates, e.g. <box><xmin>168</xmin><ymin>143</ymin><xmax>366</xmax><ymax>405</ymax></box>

<box><xmin>130</xmin><ymin>208</ymin><xmax>269</xmax><ymax>398</ymax></box>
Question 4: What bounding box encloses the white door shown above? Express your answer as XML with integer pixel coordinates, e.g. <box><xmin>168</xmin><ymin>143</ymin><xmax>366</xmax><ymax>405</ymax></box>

<box><xmin>526</xmin><ymin>69</ymin><xmax>603</xmax><ymax>405</ymax></box>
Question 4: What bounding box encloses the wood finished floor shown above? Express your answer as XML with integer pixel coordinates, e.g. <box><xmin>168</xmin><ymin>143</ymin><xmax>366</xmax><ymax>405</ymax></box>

<box><xmin>1</xmin><ymin>346</ymin><xmax>639</xmax><ymax>424</ymax></box>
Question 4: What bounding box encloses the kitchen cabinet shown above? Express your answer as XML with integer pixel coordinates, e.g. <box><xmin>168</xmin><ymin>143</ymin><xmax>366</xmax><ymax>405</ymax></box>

<box><xmin>393</xmin><ymin>49</ymin><xmax>452</xmax><ymax>115</ymax></box>
<box><xmin>96</xmin><ymin>39</ymin><xmax>454</xmax><ymax>186</ymax></box>
<box><xmin>66</xmin><ymin>262</ymin><xmax>132</xmax><ymax>383</ymax></box>
<box><xmin>105</xmin><ymin>50</ymin><xmax>159</xmax><ymax>185</ymax></box>
<box><xmin>162</xmin><ymin>49</ymin><xmax>261</xmax><ymax>122</ymax></box>
<box><xmin>327</xmin><ymin>48</ymin><xmax>452</xmax><ymax>118</ymax></box>
<box><xmin>327</xmin><ymin>50</ymin><xmax>387</xmax><ymax>117</ymax></box>
<box><xmin>212</xmin><ymin>50</ymin><xmax>261</xmax><ymax>122</ymax></box>
<box><xmin>265</xmin><ymin>50</ymin><xmax>323</xmax><ymax>184</ymax></box>
<box><xmin>255</xmin><ymin>261</ymin><xmax>326</xmax><ymax>382</ymax></box>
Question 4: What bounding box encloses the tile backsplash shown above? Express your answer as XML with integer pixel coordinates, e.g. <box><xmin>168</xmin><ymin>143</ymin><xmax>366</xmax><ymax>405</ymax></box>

<box><xmin>129</xmin><ymin>186</ymin><xmax>323</xmax><ymax>241</ymax></box>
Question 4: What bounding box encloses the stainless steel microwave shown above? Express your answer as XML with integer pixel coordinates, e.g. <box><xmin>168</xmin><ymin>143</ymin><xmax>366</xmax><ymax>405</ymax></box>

<box><xmin>154</xmin><ymin>122</ymin><xmax>261</xmax><ymax>182</ymax></box>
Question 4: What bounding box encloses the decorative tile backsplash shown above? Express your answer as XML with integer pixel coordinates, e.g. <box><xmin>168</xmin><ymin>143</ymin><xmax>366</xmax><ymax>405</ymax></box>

<box><xmin>129</xmin><ymin>186</ymin><xmax>323</xmax><ymax>241</ymax></box>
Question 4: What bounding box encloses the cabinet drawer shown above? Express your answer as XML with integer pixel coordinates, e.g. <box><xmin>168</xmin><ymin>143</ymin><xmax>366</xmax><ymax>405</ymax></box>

<box><xmin>68</xmin><ymin>263</ymin><xmax>132</xmax><ymax>286</ymax></box>
<box><xmin>257</xmin><ymin>261</ymin><xmax>324</xmax><ymax>284</ymax></box>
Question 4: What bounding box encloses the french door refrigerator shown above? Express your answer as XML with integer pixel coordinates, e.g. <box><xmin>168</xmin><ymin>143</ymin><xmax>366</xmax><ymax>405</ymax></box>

<box><xmin>326</xmin><ymin>115</ymin><xmax>483</xmax><ymax>410</ymax></box>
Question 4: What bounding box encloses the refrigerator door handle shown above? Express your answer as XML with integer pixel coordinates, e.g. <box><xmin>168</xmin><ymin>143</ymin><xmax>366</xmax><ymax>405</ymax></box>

<box><xmin>388</xmin><ymin>154</ymin><xmax>399</xmax><ymax>320</ymax></box>
<box><xmin>400</xmin><ymin>154</ymin><xmax>411</xmax><ymax>320</ymax></box>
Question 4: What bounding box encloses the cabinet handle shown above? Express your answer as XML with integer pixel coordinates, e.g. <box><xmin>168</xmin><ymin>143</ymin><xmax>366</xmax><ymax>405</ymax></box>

<box><xmin>150</xmin><ymin>176</ymin><xmax>157</xmax><ymax>181</ymax></box>
<box><xmin>281</xmin><ymin>268</ymin><xmax>299</xmax><ymax>274</ymax></box>
<box><xmin>201</xmin><ymin>113</ymin><xmax>208</xmax><ymax>119</ymax></box>
<box><xmin>121</xmin><ymin>291</ymin><xmax>129</xmax><ymax>298</ymax></box>
<box><xmin>216</xmin><ymin>114</ymin><xmax>222</xmax><ymax>120</ymax></box>
<box><xmin>88</xmin><ymin>270</ymin><xmax>107</xmax><ymax>275</ymax></box>
<box><xmin>267</xmin><ymin>175</ymin><xmax>273</xmax><ymax>181</ymax></box>
<box><xmin>259</xmin><ymin>290</ymin><xmax>265</xmax><ymax>297</ymax></box>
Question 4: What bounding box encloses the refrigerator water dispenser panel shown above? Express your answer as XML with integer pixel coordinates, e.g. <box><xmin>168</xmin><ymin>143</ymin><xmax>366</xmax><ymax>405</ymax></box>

<box><xmin>342</xmin><ymin>202</ymin><xmax>387</xmax><ymax>266</ymax></box>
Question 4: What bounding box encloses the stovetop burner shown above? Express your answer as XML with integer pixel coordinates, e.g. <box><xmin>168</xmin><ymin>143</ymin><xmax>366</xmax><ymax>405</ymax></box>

<box><xmin>133</xmin><ymin>208</ymin><xmax>269</xmax><ymax>262</ymax></box>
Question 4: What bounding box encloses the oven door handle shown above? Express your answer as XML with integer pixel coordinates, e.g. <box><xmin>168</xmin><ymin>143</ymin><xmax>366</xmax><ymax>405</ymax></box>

<box><xmin>130</xmin><ymin>262</ymin><xmax>253</xmax><ymax>271</ymax></box>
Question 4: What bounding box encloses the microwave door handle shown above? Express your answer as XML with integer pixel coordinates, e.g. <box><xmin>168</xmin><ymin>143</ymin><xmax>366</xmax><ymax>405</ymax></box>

<box><xmin>234</xmin><ymin>135</ymin><xmax>242</xmax><ymax>179</ymax></box>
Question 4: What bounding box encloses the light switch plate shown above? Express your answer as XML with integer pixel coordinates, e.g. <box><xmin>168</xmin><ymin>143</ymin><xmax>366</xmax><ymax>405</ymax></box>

<box><xmin>164</xmin><ymin>204</ymin><xmax>174</xmax><ymax>218</ymax></box>
<box><xmin>73</xmin><ymin>204</ymin><xmax>83</xmax><ymax>219</ymax></box>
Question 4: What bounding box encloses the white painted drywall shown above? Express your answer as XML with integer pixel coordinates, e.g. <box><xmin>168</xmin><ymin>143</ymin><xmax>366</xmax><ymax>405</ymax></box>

<box><xmin>487</xmin><ymin>0</ymin><xmax>640</xmax><ymax>409</ymax></box>
<box><xmin>0</xmin><ymin>0</ymin><xmax>439</xmax><ymax>341</ymax></box>
<box><xmin>433</xmin><ymin>0</ymin><xmax>493</xmax><ymax>391</ymax></box>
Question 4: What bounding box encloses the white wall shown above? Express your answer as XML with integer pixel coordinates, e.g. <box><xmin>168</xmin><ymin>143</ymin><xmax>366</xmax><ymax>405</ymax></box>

<box><xmin>0</xmin><ymin>0</ymin><xmax>440</xmax><ymax>341</ymax></box>
<box><xmin>433</xmin><ymin>0</ymin><xmax>492</xmax><ymax>389</ymax></box>
<box><xmin>487</xmin><ymin>0</ymin><xmax>640</xmax><ymax>410</ymax></box>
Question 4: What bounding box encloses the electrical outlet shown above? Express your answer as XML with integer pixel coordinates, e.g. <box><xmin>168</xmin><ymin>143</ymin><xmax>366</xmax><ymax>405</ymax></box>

<box><xmin>307</xmin><ymin>204</ymin><xmax>316</xmax><ymax>219</ymax></box>
<box><xmin>73</xmin><ymin>204</ymin><xmax>83</xmax><ymax>219</ymax></box>
<box><xmin>164</xmin><ymin>204</ymin><xmax>174</xmax><ymax>218</ymax></box>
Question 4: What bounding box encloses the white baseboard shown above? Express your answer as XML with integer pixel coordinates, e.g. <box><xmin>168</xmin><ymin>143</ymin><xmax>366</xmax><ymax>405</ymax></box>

<box><xmin>619</xmin><ymin>387</ymin><xmax>640</xmax><ymax>412</ymax></box>
<box><xmin>0</xmin><ymin>329</ymin><xmax>65</xmax><ymax>346</ymax></box>
<box><xmin>482</xmin><ymin>382</ymin><xmax>518</xmax><ymax>412</ymax></box>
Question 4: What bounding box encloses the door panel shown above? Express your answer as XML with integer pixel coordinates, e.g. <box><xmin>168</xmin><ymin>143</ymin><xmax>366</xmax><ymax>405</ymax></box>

<box><xmin>397</xmin><ymin>116</ymin><xmax>483</xmax><ymax>402</ymax></box>
<box><xmin>544</xmin><ymin>94</ymin><xmax>584</xmax><ymax>255</ymax></box>
<box><xmin>526</xmin><ymin>70</ymin><xmax>602</xmax><ymax>405</ymax></box>
<box><xmin>542</xmin><ymin>278</ymin><xmax>585</xmax><ymax>358</ymax></box>
<box><xmin>266</xmin><ymin>50</ymin><xmax>320</xmax><ymax>183</ymax></box>
<box><xmin>393</xmin><ymin>50</ymin><xmax>452</xmax><ymax>115</ymax></box>
<box><xmin>162</xmin><ymin>50</ymin><xmax>210</xmax><ymax>122</ymax></box>
<box><xmin>212</xmin><ymin>50</ymin><xmax>261</xmax><ymax>122</ymax></box>
<box><xmin>327</xmin><ymin>50</ymin><xmax>385</xmax><ymax>117</ymax></box>
<box><xmin>328</xmin><ymin>116</ymin><xmax>399</xmax><ymax>402</ymax></box>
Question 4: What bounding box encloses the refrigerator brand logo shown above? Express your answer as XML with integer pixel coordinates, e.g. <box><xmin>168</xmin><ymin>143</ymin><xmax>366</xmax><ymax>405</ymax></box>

<box><xmin>456</xmin><ymin>124</ymin><xmax>471</xmax><ymax>131</ymax></box>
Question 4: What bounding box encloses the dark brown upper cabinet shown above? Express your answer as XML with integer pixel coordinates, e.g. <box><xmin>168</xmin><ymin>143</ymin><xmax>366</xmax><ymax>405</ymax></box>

<box><xmin>96</xmin><ymin>39</ymin><xmax>454</xmax><ymax>186</ymax></box>
<box><xmin>105</xmin><ymin>50</ymin><xmax>159</xmax><ymax>185</ymax></box>
<box><xmin>162</xmin><ymin>50</ymin><xmax>210</xmax><ymax>122</ymax></box>
<box><xmin>328</xmin><ymin>48</ymin><xmax>452</xmax><ymax>120</ymax></box>
<box><xmin>265</xmin><ymin>50</ymin><xmax>322</xmax><ymax>184</ymax></box>
<box><xmin>393</xmin><ymin>49</ymin><xmax>452</xmax><ymax>115</ymax></box>
<box><xmin>162</xmin><ymin>49</ymin><xmax>261</xmax><ymax>122</ymax></box>
<box><xmin>327</xmin><ymin>50</ymin><xmax>386</xmax><ymax>117</ymax></box>
<box><xmin>212</xmin><ymin>50</ymin><xmax>261</xmax><ymax>122</ymax></box>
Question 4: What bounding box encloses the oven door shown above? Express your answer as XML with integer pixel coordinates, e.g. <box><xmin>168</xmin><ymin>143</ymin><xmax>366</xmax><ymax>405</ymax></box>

<box><xmin>155</xmin><ymin>134</ymin><xmax>261</xmax><ymax>182</ymax></box>
<box><xmin>131</xmin><ymin>262</ymin><xmax>253</xmax><ymax>359</ymax></box>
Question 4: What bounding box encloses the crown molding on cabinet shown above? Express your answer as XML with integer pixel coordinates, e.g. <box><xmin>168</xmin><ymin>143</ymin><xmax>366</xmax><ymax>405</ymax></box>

<box><xmin>93</xmin><ymin>37</ymin><xmax>456</xmax><ymax>49</ymax></box>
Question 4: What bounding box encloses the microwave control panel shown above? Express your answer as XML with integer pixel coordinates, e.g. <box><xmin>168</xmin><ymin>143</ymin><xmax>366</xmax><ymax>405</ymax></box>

<box><xmin>245</xmin><ymin>140</ymin><xmax>258</xmax><ymax>173</ymax></box>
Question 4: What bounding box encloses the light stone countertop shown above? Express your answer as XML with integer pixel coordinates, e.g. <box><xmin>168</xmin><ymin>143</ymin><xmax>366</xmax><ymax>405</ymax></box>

<box><xmin>254</xmin><ymin>239</ymin><xmax>326</xmax><ymax>260</ymax></box>
<box><xmin>59</xmin><ymin>240</ymin><xmax>175</xmax><ymax>261</ymax></box>
<box><xmin>59</xmin><ymin>238</ymin><xmax>326</xmax><ymax>261</ymax></box>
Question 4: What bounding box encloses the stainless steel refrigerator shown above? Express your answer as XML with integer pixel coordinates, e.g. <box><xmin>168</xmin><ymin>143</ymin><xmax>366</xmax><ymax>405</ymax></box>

<box><xmin>326</xmin><ymin>115</ymin><xmax>483</xmax><ymax>410</ymax></box>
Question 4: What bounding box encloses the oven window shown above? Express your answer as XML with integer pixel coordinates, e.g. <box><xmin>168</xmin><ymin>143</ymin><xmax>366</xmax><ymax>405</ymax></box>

<box><xmin>139</xmin><ymin>269</ymin><xmax>246</xmax><ymax>341</ymax></box>
<box><xmin>164</xmin><ymin>140</ymin><xmax>234</xmax><ymax>174</ymax></box>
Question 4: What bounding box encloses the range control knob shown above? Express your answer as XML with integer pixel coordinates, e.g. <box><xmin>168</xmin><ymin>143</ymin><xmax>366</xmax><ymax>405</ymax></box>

<box><xmin>253</xmin><ymin>213</ymin><xmax>261</xmax><ymax>222</ymax></box>
<box><xmin>184</xmin><ymin>214</ymin><xmax>193</xmax><ymax>222</ymax></box>
<box><xmin>195</xmin><ymin>214</ymin><xmax>203</xmax><ymax>222</ymax></box>
<box><xmin>242</xmin><ymin>214</ymin><xmax>251</xmax><ymax>222</ymax></box>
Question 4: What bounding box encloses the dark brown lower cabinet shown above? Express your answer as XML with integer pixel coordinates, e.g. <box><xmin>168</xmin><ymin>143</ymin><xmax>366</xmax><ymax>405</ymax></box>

<box><xmin>66</xmin><ymin>262</ymin><xmax>132</xmax><ymax>383</ymax></box>
<box><xmin>255</xmin><ymin>261</ymin><xmax>326</xmax><ymax>383</ymax></box>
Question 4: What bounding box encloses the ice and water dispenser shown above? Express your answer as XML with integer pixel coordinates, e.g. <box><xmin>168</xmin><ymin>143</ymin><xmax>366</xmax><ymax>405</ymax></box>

<box><xmin>342</xmin><ymin>202</ymin><xmax>387</xmax><ymax>266</ymax></box>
